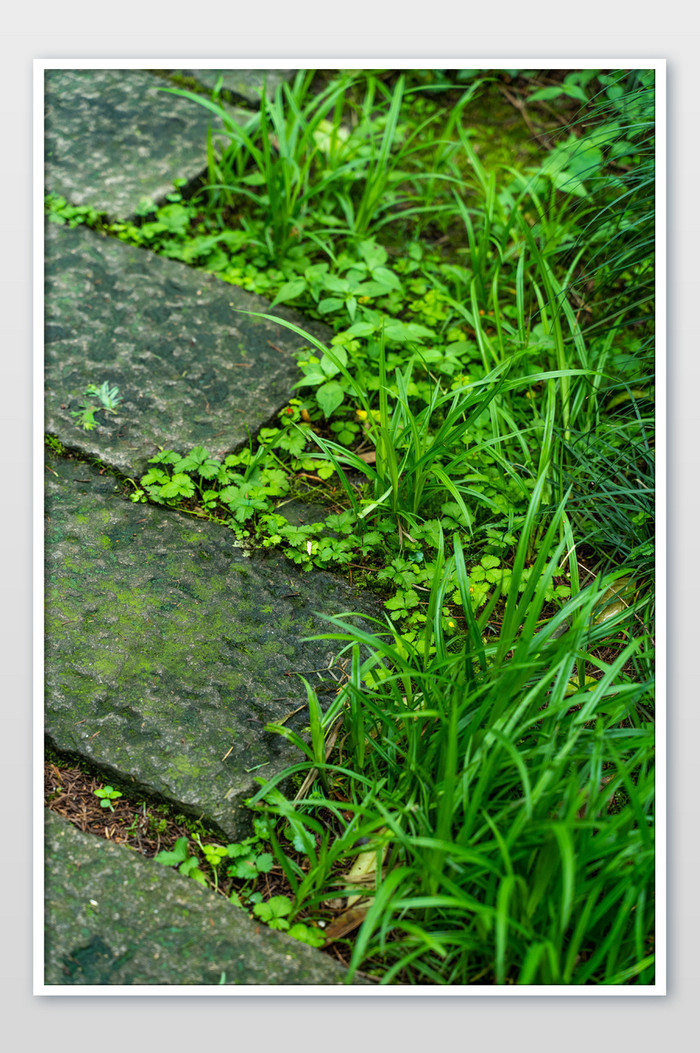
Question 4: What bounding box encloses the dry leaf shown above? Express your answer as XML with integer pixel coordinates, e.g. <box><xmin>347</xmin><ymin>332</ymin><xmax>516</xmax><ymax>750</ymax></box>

<box><xmin>594</xmin><ymin>576</ymin><xmax>635</xmax><ymax>624</ymax></box>
<box><xmin>322</xmin><ymin>907</ymin><xmax>369</xmax><ymax>943</ymax></box>
<box><xmin>340</xmin><ymin>833</ymin><xmax>389</xmax><ymax>908</ymax></box>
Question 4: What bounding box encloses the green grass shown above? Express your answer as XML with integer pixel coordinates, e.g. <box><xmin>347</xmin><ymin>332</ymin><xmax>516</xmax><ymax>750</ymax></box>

<box><xmin>249</xmin><ymin>493</ymin><xmax>654</xmax><ymax>985</ymax></box>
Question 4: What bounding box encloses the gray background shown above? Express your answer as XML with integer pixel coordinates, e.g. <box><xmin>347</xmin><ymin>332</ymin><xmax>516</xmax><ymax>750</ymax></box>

<box><xmin>2</xmin><ymin>8</ymin><xmax>696</xmax><ymax>1053</ymax></box>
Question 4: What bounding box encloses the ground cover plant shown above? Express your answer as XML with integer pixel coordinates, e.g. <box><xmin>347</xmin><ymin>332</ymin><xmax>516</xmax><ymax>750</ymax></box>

<box><xmin>45</xmin><ymin>67</ymin><xmax>656</xmax><ymax>985</ymax></box>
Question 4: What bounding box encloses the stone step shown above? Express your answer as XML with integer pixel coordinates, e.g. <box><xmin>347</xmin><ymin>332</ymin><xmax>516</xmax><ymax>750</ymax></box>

<box><xmin>45</xmin><ymin>453</ymin><xmax>380</xmax><ymax>841</ymax></box>
<box><xmin>44</xmin><ymin>68</ymin><xmax>251</xmax><ymax>217</ymax></box>
<box><xmin>158</xmin><ymin>68</ymin><xmax>298</xmax><ymax>108</ymax></box>
<box><xmin>45</xmin><ymin>221</ymin><xmax>331</xmax><ymax>478</ymax></box>
<box><xmin>44</xmin><ymin>811</ymin><xmax>365</xmax><ymax>986</ymax></box>
<box><xmin>42</xmin><ymin>66</ymin><xmax>379</xmax><ymax>987</ymax></box>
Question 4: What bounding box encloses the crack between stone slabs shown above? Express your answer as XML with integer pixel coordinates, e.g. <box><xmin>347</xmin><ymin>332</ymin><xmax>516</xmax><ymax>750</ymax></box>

<box><xmin>43</xmin><ymin>450</ymin><xmax>316</xmax><ymax>567</ymax></box>
<box><xmin>44</xmin><ymin>736</ymin><xmax>234</xmax><ymax>845</ymax></box>
<box><xmin>45</xmin><ymin>173</ymin><xmax>208</xmax><ymax>242</ymax></box>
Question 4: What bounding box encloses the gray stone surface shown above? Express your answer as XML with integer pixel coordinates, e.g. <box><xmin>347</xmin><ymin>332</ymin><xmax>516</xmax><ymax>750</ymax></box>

<box><xmin>44</xmin><ymin>811</ymin><xmax>361</xmax><ymax>985</ymax></box>
<box><xmin>45</xmin><ymin>222</ymin><xmax>331</xmax><ymax>477</ymax></box>
<box><xmin>44</xmin><ymin>68</ymin><xmax>250</xmax><ymax>216</ymax></box>
<box><xmin>163</xmin><ymin>68</ymin><xmax>298</xmax><ymax>107</ymax></box>
<box><xmin>45</xmin><ymin>454</ymin><xmax>379</xmax><ymax>841</ymax></box>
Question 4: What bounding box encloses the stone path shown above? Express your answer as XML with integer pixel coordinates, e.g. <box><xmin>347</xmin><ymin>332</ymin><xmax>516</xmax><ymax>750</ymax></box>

<box><xmin>43</xmin><ymin>67</ymin><xmax>378</xmax><ymax>986</ymax></box>
<box><xmin>45</xmin><ymin>453</ymin><xmax>377</xmax><ymax>843</ymax></box>
<box><xmin>45</xmin><ymin>221</ymin><xmax>330</xmax><ymax>476</ymax></box>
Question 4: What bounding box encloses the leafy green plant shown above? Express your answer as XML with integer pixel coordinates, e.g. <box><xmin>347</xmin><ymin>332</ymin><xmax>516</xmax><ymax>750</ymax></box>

<box><xmin>137</xmin><ymin>442</ymin><xmax>292</xmax><ymax>520</ymax></box>
<box><xmin>240</xmin><ymin>309</ymin><xmax>587</xmax><ymax>540</ymax></box>
<box><xmin>271</xmin><ymin>237</ymin><xmax>404</xmax><ymax>325</ymax></box>
<box><xmin>224</xmin><ymin>835</ymin><xmax>274</xmax><ymax>889</ymax></box>
<box><xmin>249</xmin><ymin>897</ymin><xmax>324</xmax><ymax>946</ymax></box>
<box><xmin>70</xmin><ymin>403</ymin><xmax>99</xmax><ymax>431</ymax></box>
<box><xmin>85</xmin><ymin>381</ymin><xmax>123</xmax><ymax>412</ymax></box>
<box><xmin>45</xmin><ymin>193</ymin><xmax>102</xmax><ymax>228</ymax></box>
<box><xmin>70</xmin><ymin>381</ymin><xmax>123</xmax><ymax>431</ymax></box>
<box><xmin>93</xmin><ymin>785</ymin><xmax>123</xmax><ymax>812</ymax></box>
<box><xmin>252</xmin><ymin>895</ymin><xmax>292</xmax><ymax>930</ymax></box>
<box><xmin>154</xmin><ymin>836</ymin><xmax>208</xmax><ymax>887</ymax></box>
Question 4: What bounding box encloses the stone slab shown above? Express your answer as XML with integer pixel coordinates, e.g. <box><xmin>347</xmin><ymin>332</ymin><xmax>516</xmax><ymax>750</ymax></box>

<box><xmin>45</xmin><ymin>222</ymin><xmax>331</xmax><ymax>477</ymax></box>
<box><xmin>162</xmin><ymin>68</ymin><xmax>298</xmax><ymax>107</ymax></box>
<box><xmin>45</xmin><ymin>455</ymin><xmax>379</xmax><ymax>841</ymax></box>
<box><xmin>44</xmin><ymin>811</ymin><xmax>361</xmax><ymax>985</ymax></box>
<box><xmin>44</xmin><ymin>68</ymin><xmax>250</xmax><ymax>217</ymax></box>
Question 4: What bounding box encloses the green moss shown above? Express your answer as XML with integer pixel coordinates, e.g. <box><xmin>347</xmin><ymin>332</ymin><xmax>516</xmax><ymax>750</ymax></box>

<box><xmin>172</xmin><ymin>754</ymin><xmax>203</xmax><ymax>777</ymax></box>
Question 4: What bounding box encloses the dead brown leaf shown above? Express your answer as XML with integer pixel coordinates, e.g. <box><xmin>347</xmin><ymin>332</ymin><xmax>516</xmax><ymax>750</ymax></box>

<box><xmin>322</xmin><ymin>907</ymin><xmax>369</xmax><ymax>944</ymax></box>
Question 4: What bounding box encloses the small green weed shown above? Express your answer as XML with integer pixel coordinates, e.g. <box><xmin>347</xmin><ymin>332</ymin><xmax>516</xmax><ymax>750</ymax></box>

<box><xmin>153</xmin><ymin>836</ymin><xmax>209</xmax><ymax>886</ymax></box>
<box><xmin>93</xmin><ymin>785</ymin><xmax>123</xmax><ymax>812</ymax></box>
<box><xmin>136</xmin><ymin>441</ymin><xmax>293</xmax><ymax>520</ymax></box>
<box><xmin>85</xmin><ymin>381</ymin><xmax>123</xmax><ymax>412</ymax></box>
<box><xmin>70</xmin><ymin>381</ymin><xmax>123</xmax><ymax>431</ymax></box>
<box><xmin>152</xmin><ymin>816</ymin><xmax>324</xmax><ymax>946</ymax></box>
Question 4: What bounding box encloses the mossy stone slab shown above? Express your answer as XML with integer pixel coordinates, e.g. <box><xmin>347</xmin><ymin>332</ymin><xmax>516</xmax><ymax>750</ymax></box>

<box><xmin>45</xmin><ymin>222</ymin><xmax>331</xmax><ymax>477</ymax></box>
<box><xmin>44</xmin><ymin>811</ymin><xmax>362</xmax><ymax>986</ymax></box>
<box><xmin>45</xmin><ymin>455</ymin><xmax>379</xmax><ymax>841</ymax></box>
<box><xmin>162</xmin><ymin>68</ymin><xmax>298</xmax><ymax>107</ymax></box>
<box><xmin>44</xmin><ymin>68</ymin><xmax>249</xmax><ymax>216</ymax></box>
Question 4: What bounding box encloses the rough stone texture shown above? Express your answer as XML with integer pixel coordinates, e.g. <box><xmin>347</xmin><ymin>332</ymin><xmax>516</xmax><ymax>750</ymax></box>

<box><xmin>44</xmin><ymin>811</ymin><xmax>361</xmax><ymax>986</ymax></box>
<box><xmin>163</xmin><ymin>68</ymin><xmax>298</xmax><ymax>107</ymax></box>
<box><xmin>44</xmin><ymin>68</ymin><xmax>250</xmax><ymax>216</ymax></box>
<box><xmin>45</xmin><ymin>222</ymin><xmax>331</xmax><ymax>477</ymax></box>
<box><xmin>45</xmin><ymin>455</ymin><xmax>379</xmax><ymax>841</ymax></box>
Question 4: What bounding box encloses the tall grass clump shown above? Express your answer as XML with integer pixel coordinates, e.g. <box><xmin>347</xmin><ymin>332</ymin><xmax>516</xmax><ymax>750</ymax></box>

<box><xmin>162</xmin><ymin>70</ymin><xmax>483</xmax><ymax>261</ymax></box>
<box><xmin>250</xmin><ymin>487</ymin><xmax>655</xmax><ymax>985</ymax></box>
